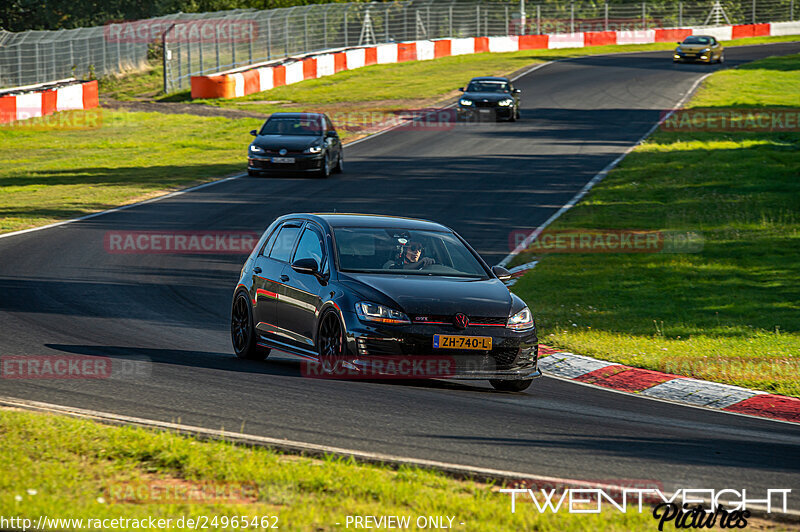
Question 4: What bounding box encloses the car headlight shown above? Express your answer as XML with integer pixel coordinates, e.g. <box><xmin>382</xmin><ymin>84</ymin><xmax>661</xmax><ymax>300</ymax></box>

<box><xmin>507</xmin><ymin>306</ymin><xmax>534</xmax><ymax>331</ymax></box>
<box><xmin>459</xmin><ymin>99</ymin><xmax>473</xmax><ymax>106</ymax></box>
<box><xmin>676</xmin><ymin>47</ymin><xmax>683</xmax><ymax>52</ymax></box>
<box><xmin>355</xmin><ymin>302</ymin><xmax>410</xmax><ymax>325</ymax></box>
<box><xmin>304</xmin><ymin>145</ymin><xmax>322</xmax><ymax>154</ymax></box>
<box><xmin>498</xmin><ymin>99</ymin><xmax>514</xmax><ymax>107</ymax></box>
<box><xmin>249</xmin><ymin>145</ymin><xmax>264</xmax><ymax>153</ymax></box>
<box><xmin>701</xmin><ymin>47</ymin><xmax>711</xmax><ymax>53</ymax></box>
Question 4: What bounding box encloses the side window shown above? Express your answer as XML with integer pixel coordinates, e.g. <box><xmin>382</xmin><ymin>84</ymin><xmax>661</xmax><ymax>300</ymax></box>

<box><xmin>325</xmin><ymin>116</ymin><xmax>335</xmax><ymax>132</ymax></box>
<box><xmin>292</xmin><ymin>226</ymin><xmax>325</xmax><ymax>267</ymax></box>
<box><xmin>268</xmin><ymin>224</ymin><xmax>302</xmax><ymax>262</ymax></box>
<box><xmin>259</xmin><ymin>227</ymin><xmax>280</xmax><ymax>256</ymax></box>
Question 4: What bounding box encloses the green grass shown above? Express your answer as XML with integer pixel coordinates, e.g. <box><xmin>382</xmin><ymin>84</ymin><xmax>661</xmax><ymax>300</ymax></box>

<box><xmin>510</xmin><ymin>54</ymin><xmax>800</xmax><ymax>397</ymax></box>
<box><xmin>0</xmin><ymin>111</ymin><xmax>260</xmax><ymax>233</ymax></box>
<box><xmin>0</xmin><ymin>409</ymin><xmax>658</xmax><ymax>531</ymax></box>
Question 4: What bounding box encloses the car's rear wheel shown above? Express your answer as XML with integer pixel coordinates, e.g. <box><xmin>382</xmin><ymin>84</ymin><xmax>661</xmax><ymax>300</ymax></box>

<box><xmin>333</xmin><ymin>151</ymin><xmax>344</xmax><ymax>174</ymax></box>
<box><xmin>489</xmin><ymin>379</ymin><xmax>533</xmax><ymax>392</ymax></box>
<box><xmin>318</xmin><ymin>310</ymin><xmax>345</xmax><ymax>374</ymax></box>
<box><xmin>231</xmin><ymin>291</ymin><xmax>269</xmax><ymax>360</ymax></box>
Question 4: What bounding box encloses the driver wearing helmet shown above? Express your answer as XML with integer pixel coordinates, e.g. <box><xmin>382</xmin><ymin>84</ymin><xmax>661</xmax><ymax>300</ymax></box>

<box><xmin>384</xmin><ymin>240</ymin><xmax>435</xmax><ymax>270</ymax></box>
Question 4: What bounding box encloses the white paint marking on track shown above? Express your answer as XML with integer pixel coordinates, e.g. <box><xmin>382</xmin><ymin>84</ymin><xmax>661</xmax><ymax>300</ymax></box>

<box><xmin>0</xmin><ymin>175</ymin><xmax>245</xmax><ymax>240</ymax></box>
<box><xmin>537</xmin><ymin>352</ymin><xmax>617</xmax><ymax>379</ymax></box>
<box><xmin>641</xmin><ymin>378</ymin><xmax>765</xmax><ymax>408</ymax></box>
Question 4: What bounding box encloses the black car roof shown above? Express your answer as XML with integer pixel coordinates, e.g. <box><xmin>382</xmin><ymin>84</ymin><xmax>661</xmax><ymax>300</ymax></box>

<box><xmin>281</xmin><ymin>213</ymin><xmax>451</xmax><ymax>231</ymax></box>
<box><xmin>469</xmin><ymin>76</ymin><xmax>510</xmax><ymax>82</ymax></box>
<box><xmin>267</xmin><ymin>112</ymin><xmax>325</xmax><ymax>119</ymax></box>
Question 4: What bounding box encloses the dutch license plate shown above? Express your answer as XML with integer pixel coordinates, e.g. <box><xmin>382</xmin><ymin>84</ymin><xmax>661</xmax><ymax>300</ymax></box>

<box><xmin>271</xmin><ymin>157</ymin><xmax>295</xmax><ymax>163</ymax></box>
<box><xmin>479</xmin><ymin>109</ymin><xmax>491</xmax><ymax>113</ymax></box>
<box><xmin>433</xmin><ymin>335</ymin><xmax>492</xmax><ymax>350</ymax></box>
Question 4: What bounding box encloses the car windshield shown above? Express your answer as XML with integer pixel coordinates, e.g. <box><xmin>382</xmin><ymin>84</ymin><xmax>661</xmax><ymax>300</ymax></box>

<box><xmin>334</xmin><ymin>227</ymin><xmax>488</xmax><ymax>278</ymax></box>
<box><xmin>466</xmin><ymin>80</ymin><xmax>510</xmax><ymax>93</ymax></box>
<box><xmin>682</xmin><ymin>36</ymin><xmax>711</xmax><ymax>45</ymax></box>
<box><xmin>259</xmin><ymin>117</ymin><xmax>322</xmax><ymax>136</ymax></box>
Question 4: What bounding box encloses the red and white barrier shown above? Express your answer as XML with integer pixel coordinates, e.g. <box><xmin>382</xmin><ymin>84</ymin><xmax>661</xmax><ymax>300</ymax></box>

<box><xmin>190</xmin><ymin>22</ymin><xmax>800</xmax><ymax>100</ymax></box>
<box><xmin>0</xmin><ymin>80</ymin><xmax>99</xmax><ymax>124</ymax></box>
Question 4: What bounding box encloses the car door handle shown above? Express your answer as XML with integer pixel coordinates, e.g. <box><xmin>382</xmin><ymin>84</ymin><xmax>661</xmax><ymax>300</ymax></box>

<box><xmin>253</xmin><ymin>267</ymin><xmax>262</xmax><ymax>274</ymax></box>
<box><xmin>280</xmin><ymin>274</ymin><xmax>290</xmax><ymax>282</ymax></box>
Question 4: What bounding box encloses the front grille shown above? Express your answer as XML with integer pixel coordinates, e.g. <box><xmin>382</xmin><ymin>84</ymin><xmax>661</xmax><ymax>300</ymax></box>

<box><xmin>475</xmin><ymin>100</ymin><xmax>497</xmax><ymax>108</ymax></box>
<box><xmin>410</xmin><ymin>314</ymin><xmax>506</xmax><ymax>327</ymax></box>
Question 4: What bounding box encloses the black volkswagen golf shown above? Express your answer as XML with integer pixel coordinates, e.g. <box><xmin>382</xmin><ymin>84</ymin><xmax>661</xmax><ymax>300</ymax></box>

<box><xmin>247</xmin><ymin>112</ymin><xmax>343</xmax><ymax>178</ymax></box>
<box><xmin>231</xmin><ymin>214</ymin><xmax>540</xmax><ymax>391</ymax></box>
<box><xmin>456</xmin><ymin>76</ymin><xmax>521</xmax><ymax>122</ymax></box>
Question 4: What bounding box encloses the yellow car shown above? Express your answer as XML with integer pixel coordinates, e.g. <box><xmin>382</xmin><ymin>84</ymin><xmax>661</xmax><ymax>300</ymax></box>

<box><xmin>673</xmin><ymin>35</ymin><xmax>725</xmax><ymax>64</ymax></box>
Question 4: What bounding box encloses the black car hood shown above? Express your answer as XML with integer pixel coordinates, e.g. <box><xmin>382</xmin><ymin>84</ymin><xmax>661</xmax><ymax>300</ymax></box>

<box><xmin>463</xmin><ymin>92</ymin><xmax>512</xmax><ymax>102</ymax></box>
<box><xmin>253</xmin><ymin>135</ymin><xmax>320</xmax><ymax>150</ymax></box>
<box><xmin>340</xmin><ymin>273</ymin><xmax>513</xmax><ymax>318</ymax></box>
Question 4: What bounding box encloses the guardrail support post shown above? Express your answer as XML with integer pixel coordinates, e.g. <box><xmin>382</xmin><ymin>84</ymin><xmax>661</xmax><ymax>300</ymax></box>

<box><xmin>604</xmin><ymin>3</ymin><xmax>609</xmax><ymax>31</ymax></box>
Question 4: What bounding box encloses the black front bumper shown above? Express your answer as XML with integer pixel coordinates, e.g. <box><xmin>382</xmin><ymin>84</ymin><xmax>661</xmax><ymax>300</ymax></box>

<box><xmin>248</xmin><ymin>154</ymin><xmax>323</xmax><ymax>173</ymax></box>
<box><xmin>340</xmin><ymin>311</ymin><xmax>540</xmax><ymax>381</ymax></box>
<box><xmin>457</xmin><ymin>105</ymin><xmax>515</xmax><ymax>121</ymax></box>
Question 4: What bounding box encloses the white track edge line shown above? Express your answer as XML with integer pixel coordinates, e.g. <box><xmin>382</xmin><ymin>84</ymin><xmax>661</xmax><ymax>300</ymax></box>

<box><xmin>0</xmin><ymin>174</ymin><xmax>246</xmax><ymax>240</ymax></box>
<box><xmin>1</xmin><ymin>395</ymin><xmax>797</xmax><ymax>522</ymax></box>
<box><xmin>498</xmin><ymin>71</ymin><xmax>712</xmax><ymax>267</ymax></box>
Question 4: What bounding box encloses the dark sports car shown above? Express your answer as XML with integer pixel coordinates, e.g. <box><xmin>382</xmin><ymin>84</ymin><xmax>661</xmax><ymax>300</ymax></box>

<box><xmin>247</xmin><ymin>112</ymin><xmax>343</xmax><ymax>178</ymax></box>
<box><xmin>456</xmin><ymin>76</ymin><xmax>521</xmax><ymax>122</ymax></box>
<box><xmin>231</xmin><ymin>214</ymin><xmax>541</xmax><ymax>391</ymax></box>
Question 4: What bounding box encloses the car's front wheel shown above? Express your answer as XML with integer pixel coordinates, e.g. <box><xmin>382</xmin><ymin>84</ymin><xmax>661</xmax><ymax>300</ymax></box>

<box><xmin>317</xmin><ymin>153</ymin><xmax>331</xmax><ymax>178</ymax></box>
<box><xmin>317</xmin><ymin>310</ymin><xmax>345</xmax><ymax>374</ymax></box>
<box><xmin>231</xmin><ymin>291</ymin><xmax>269</xmax><ymax>360</ymax></box>
<box><xmin>489</xmin><ymin>379</ymin><xmax>533</xmax><ymax>392</ymax></box>
<box><xmin>333</xmin><ymin>151</ymin><xmax>344</xmax><ymax>174</ymax></box>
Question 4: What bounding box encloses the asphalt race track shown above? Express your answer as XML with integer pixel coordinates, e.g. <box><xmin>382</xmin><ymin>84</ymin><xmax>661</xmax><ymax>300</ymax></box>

<box><xmin>1</xmin><ymin>44</ymin><xmax>799</xmax><ymax>508</ymax></box>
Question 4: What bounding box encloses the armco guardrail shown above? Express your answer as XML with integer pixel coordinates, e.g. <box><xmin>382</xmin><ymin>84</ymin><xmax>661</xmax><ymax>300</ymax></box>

<box><xmin>189</xmin><ymin>21</ymin><xmax>800</xmax><ymax>99</ymax></box>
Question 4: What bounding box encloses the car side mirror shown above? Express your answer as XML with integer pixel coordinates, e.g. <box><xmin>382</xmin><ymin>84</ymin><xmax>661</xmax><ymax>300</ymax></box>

<box><xmin>292</xmin><ymin>257</ymin><xmax>319</xmax><ymax>275</ymax></box>
<box><xmin>677</xmin><ymin>41</ymin><xmax>681</xmax><ymax>45</ymax></box>
<box><xmin>459</xmin><ymin>87</ymin><xmax>465</xmax><ymax>92</ymax></box>
<box><xmin>513</xmin><ymin>89</ymin><xmax>521</xmax><ymax>94</ymax></box>
<box><xmin>250</xmin><ymin>129</ymin><xmax>258</xmax><ymax>136</ymax></box>
<box><xmin>492</xmin><ymin>265</ymin><xmax>512</xmax><ymax>281</ymax></box>
<box><xmin>325</xmin><ymin>130</ymin><xmax>337</xmax><ymax>138</ymax></box>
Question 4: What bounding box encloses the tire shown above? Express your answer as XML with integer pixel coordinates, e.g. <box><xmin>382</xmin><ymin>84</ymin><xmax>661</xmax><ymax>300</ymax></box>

<box><xmin>317</xmin><ymin>153</ymin><xmax>331</xmax><ymax>178</ymax></box>
<box><xmin>489</xmin><ymin>379</ymin><xmax>533</xmax><ymax>392</ymax></box>
<box><xmin>333</xmin><ymin>151</ymin><xmax>344</xmax><ymax>174</ymax></box>
<box><xmin>231</xmin><ymin>291</ymin><xmax>269</xmax><ymax>360</ymax></box>
<box><xmin>317</xmin><ymin>310</ymin><xmax>345</xmax><ymax>374</ymax></box>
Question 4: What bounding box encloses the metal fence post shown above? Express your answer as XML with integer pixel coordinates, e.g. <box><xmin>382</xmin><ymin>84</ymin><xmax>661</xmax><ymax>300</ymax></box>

<box><xmin>752</xmin><ymin>0</ymin><xmax>756</xmax><ymax>23</ymax></box>
<box><xmin>285</xmin><ymin>13</ymin><xmax>289</xmax><ymax>56</ymax></box>
<box><xmin>304</xmin><ymin>12</ymin><xmax>309</xmax><ymax>51</ymax></box>
<box><xmin>385</xmin><ymin>4</ymin><xmax>390</xmax><ymax>41</ymax></box>
<box><xmin>323</xmin><ymin>9</ymin><xmax>328</xmax><ymax>49</ymax></box>
<box><xmin>679</xmin><ymin>2</ymin><xmax>683</xmax><ymax>26</ymax></box>
<box><xmin>570</xmin><ymin>3</ymin><xmax>574</xmax><ymax>33</ymax></box>
<box><xmin>231</xmin><ymin>26</ymin><xmax>236</xmax><ymax>67</ymax></box>
<box><xmin>537</xmin><ymin>4</ymin><xmax>541</xmax><ymax>34</ymax></box>
<box><xmin>267</xmin><ymin>16</ymin><xmax>272</xmax><ymax>59</ymax></box>
<box><xmin>215</xmin><ymin>25</ymin><xmax>220</xmax><ymax>71</ymax></box>
<box><xmin>505</xmin><ymin>5</ymin><xmax>509</xmax><ymax>35</ymax></box>
<box><xmin>449</xmin><ymin>5</ymin><xmax>454</xmax><ymax>37</ymax></box>
<box><xmin>642</xmin><ymin>2</ymin><xmax>646</xmax><ymax>30</ymax></box>
<box><xmin>605</xmin><ymin>3</ymin><xmax>609</xmax><ymax>31</ymax></box>
<box><xmin>344</xmin><ymin>8</ymin><xmax>349</xmax><ymax>48</ymax></box>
